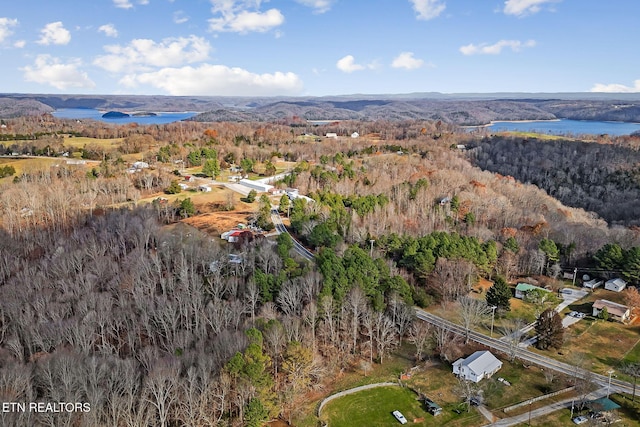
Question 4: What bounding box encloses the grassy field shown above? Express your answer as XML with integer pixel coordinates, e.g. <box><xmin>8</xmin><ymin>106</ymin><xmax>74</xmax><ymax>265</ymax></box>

<box><xmin>320</xmin><ymin>384</ymin><xmax>485</xmax><ymax>427</ymax></box>
<box><xmin>60</xmin><ymin>136</ymin><xmax>124</xmax><ymax>150</ymax></box>
<box><xmin>0</xmin><ymin>157</ymin><xmax>68</xmax><ymax>183</ymax></box>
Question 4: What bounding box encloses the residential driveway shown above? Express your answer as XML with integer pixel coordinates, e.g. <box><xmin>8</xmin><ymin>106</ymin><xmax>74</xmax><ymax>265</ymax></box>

<box><xmin>556</xmin><ymin>288</ymin><xmax>589</xmax><ymax>312</ymax></box>
<box><xmin>562</xmin><ymin>315</ymin><xmax>582</xmax><ymax>328</ymax></box>
<box><xmin>519</xmin><ymin>288</ymin><xmax>589</xmax><ymax>348</ymax></box>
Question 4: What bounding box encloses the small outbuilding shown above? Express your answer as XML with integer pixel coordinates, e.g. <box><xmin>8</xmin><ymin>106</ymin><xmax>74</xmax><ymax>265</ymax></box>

<box><xmin>452</xmin><ymin>350</ymin><xmax>502</xmax><ymax>383</ymax></box>
<box><xmin>605</xmin><ymin>278</ymin><xmax>627</xmax><ymax>292</ymax></box>
<box><xmin>515</xmin><ymin>283</ymin><xmax>550</xmax><ymax>299</ymax></box>
<box><xmin>198</xmin><ymin>185</ymin><xmax>212</xmax><ymax>192</ymax></box>
<box><xmin>583</xmin><ymin>279</ymin><xmax>603</xmax><ymax>289</ymax></box>
<box><xmin>592</xmin><ymin>299</ymin><xmax>630</xmax><ymax>323</ymax></box>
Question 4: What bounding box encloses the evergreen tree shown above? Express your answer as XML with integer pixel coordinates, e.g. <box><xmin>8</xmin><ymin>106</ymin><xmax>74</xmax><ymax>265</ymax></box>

<box><xmin>278</xmin><ymin>194</ymin><xmax>290</xmax><ymax>214</ymax></box>
<box><xmin>504</xmin><ymin>236</ymin><xmax>519</xmax><ymax>253</ymax></box>
<box><xmin>535</xmin><ymin>308</ymin><xmax>563</xmax><ymax>350</ymax></box>
<box><xmin>165</xmin><ymin>180</ymin><xmax>182</xmax><ymax>194</ymax></box>
<box><xmin>486</xmin><ymin>276</ymin><xmax>511</xmax><ymax>312</ymax></box>
<box><xmin>202</xmin><ymin>158</ymin><xmax>220</xmax><ymax>178</ymax></box>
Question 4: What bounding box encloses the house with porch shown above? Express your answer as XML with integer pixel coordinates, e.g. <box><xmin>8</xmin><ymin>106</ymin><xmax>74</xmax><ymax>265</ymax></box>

<box><xmin>592</xmin><ymin>299</ymin><xmax>630</xmax><ymax>323</ymax></box>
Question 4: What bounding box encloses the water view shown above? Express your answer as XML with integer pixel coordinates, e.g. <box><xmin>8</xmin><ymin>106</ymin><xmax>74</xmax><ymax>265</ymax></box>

<box><xmin>486</xmin><ymin>119</ymin><xmax>640</xmax><ymax>136</ymax></box>
<box><xmin>52</xmin><ymin>108</ymin><xmax>198</xmax><ymax>125</ymax></box>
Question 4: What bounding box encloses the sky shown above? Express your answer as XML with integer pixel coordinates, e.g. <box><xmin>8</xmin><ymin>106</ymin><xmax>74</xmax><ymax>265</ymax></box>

<box><xmin>0</xmin><ymin>0</ymin><xmax>638</xmax><ymax>97</ymax></box>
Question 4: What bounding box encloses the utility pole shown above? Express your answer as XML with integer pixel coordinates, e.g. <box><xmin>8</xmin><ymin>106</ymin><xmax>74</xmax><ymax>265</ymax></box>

<box><xmin>490</xmin><ymin>306</ymin><xmax>497</xmax><ymax>338</ymax></box>
<box><xmin>570</xmin><ymin>398</ymin><xmax>575</xmax><ymax>419</ymax></box>
<box><xmin>528</xmin><ymin>399</ymin><xmax>532</xmax><ymax>426</ymax></box>
<box><xmin>572</xmin><ymin>267</ymin><xmax>578</xmax><ymax>286</ymax></box>
<box><xmin>607</xmin><ymin>370</ymin><xmax>615</xmax><ymax>398</ymax></box>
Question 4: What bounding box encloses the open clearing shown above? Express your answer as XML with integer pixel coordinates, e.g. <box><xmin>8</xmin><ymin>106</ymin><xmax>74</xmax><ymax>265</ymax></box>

<box><xmin>322</xmin><ymin>385</ymin><xmax>444</xmax><ymax>427</ymax></box>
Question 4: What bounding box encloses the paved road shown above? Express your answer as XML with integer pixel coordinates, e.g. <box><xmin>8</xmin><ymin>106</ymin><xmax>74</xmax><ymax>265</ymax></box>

<box><xmin>485</xmin><ymin>388</ymin><xmax>608</xmax><ymax>426</ymax></box>
<box><xmin>415</xmin><ymin>309</ymin><xmax>635</xmax><ymax>396</ymax></box>
<box><xmin>270</xmin><ymin>209</ymin><xmax>314</xmax><ymax>261</ymax></box>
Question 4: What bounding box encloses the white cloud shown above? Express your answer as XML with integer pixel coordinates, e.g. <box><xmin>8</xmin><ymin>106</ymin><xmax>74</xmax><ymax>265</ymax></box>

<box><xmin>336</xmin><ymin>55</ymin><xmax>365</xmax><ymax>73</ymax></box>
<box><xmin>14</xmin><ymin>40</ymin><xmax>26</xmax><ymax>48</ymax></box>
<box><xmin>591</xmin><ymin>80</ymin><xmax>640</xmax><ymax>93</ymax></box>
<box><xmin>503</xmin><ymin>0</ymin><xmax>560</xmax><ymax>16</ymax></box>
<box><xmin>98</xmin><ymin>24</ymin><xmax>118</xmax><ymax>38</ymax></box>
<box><xmin>173</xmin><ymin>11</ymin><xmax>189</xmax><ymax>24</ymax></box>
<box><xmin>37</xmin><ymin>22</ymin><xmax>71</xmax><ymax>45</ymax></box>
<box><xmin>294</xmin><ymin>0</ymin><xmax>335</xmax><ymax>14</ymax></box>
<box><xmin>209</xmin><ymin>1</ymin><xmax>284</xmax><ymax>33</ymax></box>
<box><xmin>460</xmin><ymin>39</ymin><xmax>536</xmax><ymax>55</ymax></box>
<box><xmin>22</xmin><ymin>55</ymin><xmax>95</xmax><ymax>90</ymax></box>
<box><xmin>120</xmin><ymin>64</ymin><xmax>303</xmax><ymax>96</ymax></box>
<box><xmin>391</xmin><ymin>52</ymin><xmax>424</xmax><ymax>70</ymax></box>
<box><xmin>113</xmin><ymin>0</ymin><xmax>149</xmax><ymax>9</ymax></box>
<box><xmin>94</xmin><ymin>35</ymin><xmax>211</xmax><ymax>73</ymax></box>
<box><xmin>409</xmin><ymin>0</ymin><xmax>446</xmax><ymax>20</ymax></box>
<box><xmin>0</xmin><ymin>18</ymin><xmax>18</xmax><ymax>44</ymax></box>
<box><xmin>114</xmin><ymin>0</ymin><xmax>133</xmax><ymax>8</ymax></box>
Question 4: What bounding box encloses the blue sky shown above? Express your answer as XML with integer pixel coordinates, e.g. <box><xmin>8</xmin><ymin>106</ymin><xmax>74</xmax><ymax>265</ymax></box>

<box><xmin>0</xmin><ymin>0</ymin><xmax>638</xmax><ymax>96</ymax></box>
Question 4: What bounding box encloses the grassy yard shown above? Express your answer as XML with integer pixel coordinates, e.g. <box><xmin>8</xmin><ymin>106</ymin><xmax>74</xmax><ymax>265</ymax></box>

<box><xmin>321</xmin><ymin>385</ymin><xmax>483</xmax><ymax>427</ymax></box>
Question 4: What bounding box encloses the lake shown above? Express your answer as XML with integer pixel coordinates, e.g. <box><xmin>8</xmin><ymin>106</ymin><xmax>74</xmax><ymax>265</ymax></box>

<box><xmin>485</xmin><ymin>119</ymin><xmax>640</xmax><ymax>136</ymax></box>
<box><xmin>52</xmin><ymin>108</ymin><xmax>198</xmax><ymax>125</ymax></box>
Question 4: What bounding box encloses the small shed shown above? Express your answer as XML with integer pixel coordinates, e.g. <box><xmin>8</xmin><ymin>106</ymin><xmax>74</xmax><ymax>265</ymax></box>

<box><xmin>592</xmin><ymin>299</ymin><xmax>630</xmax><ymax>322</ymax></box>
<box><xmin>420</xmin><ymin>396</ymin><xmax>442</xmax><ymax>416</ymax></box>
<box><xmin>515</xmin><ymin>283</ymin><xmax>550</xmax><ymax>299</ymax></box>
<box><xmin>605</xmin><ymin>278</ymin><xmax>627</xmax><ymax>292</ymax></box>
<box><xmin>583</xmin><ymin>279</ymin><xmax>603</xmax><ymax>289</ymax></box>
<box><xmin>198</xmin><ymin>185</ymin><xmax>212</xmax><ymax>192</ymax></box>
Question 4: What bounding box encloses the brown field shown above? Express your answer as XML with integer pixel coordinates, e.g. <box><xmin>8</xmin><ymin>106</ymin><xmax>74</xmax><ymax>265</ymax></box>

<box><xmin>140</xmin><ymin>186</ymin><xmax>260</xmax><ymax>236</ymax></box>
<box><xmin>61</xmin><ymin>136</ymin><xmax>124</xmax><ymax>150</ymax></box>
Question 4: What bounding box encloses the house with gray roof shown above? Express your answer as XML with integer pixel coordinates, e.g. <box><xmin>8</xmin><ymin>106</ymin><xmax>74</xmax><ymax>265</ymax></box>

<box><xmin>452</xmin><ymin>350</ymin><xmax>502</xmax><ymax>383</ymax></box>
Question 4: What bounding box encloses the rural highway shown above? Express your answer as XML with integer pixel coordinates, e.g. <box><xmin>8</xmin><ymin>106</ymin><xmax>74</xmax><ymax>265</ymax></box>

<box><xmin>270</xmin><ymin>209</ymin><xmax>314</xmax><ymax>261</ymax></box>
<box><xmin>415</xmin><ymin>309</ymin><xmax>636</xmax><ymax>396</ymax></box>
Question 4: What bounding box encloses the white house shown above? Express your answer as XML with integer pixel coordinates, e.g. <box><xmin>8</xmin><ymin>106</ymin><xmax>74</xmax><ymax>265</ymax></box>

<box><xmin>198</xmin><ymin>185</ymin><xmax>212</xmax><ymax>192</ymax></box>
<box><xmin>452</xmin><ymin>351</ymin><xmax>502</xmax><ymax>383</ymax></box>
<box><xmin>605</xmin><ymin>278</ymin><xmax>627</xmax><ymax>292</ymax></box>
<box><xmin>351</xmin><ymin>132</ymin><xmax>359</xmax><ymax>138</ymax></box>
<box><xmin>325</xmin><ymin>132</ymin><xmax>338</xmax><ymax>139</ymax></box>
<box><xmin>592</xmin><ymin>299</ymin><xmax>630</xmax><ymax>322</ymax></box>
<box><xmin>178</xmin><ymin>183</ymin><xmax>190</xmax><ymax>190</ymax></box>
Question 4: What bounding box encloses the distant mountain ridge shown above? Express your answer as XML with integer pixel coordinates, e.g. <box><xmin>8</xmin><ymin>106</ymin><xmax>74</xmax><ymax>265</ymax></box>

<box><xmin>1</xmin><ymin>92</ymin><xmax>640</xmax><ymax>124</ymax></box>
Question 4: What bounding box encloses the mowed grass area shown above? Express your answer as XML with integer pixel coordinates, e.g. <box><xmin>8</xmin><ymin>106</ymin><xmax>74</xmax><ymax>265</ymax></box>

<box><xmin>321</xmin><ymin>385</ymin><xmax>480</xmax><ymax>427</ymax></box>
<box><xmin>529</xmin><ymin>287</ymin><xmax>640</xmax><ymax>376</ymax></box>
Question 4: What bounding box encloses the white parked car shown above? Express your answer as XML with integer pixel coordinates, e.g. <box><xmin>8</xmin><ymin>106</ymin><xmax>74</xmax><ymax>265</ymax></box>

<box><xmin>392</xmin><ymin>410</ymin><xmax>408</xmax><ymax>425</ymax></box>
<box><xmin>573</xmin><ymin>415</ymin><xmax>588</xmax><ymax>424</ymax></box>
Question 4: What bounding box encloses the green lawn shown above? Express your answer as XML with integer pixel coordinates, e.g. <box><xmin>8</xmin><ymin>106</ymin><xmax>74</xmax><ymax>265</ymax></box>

<box><xmin>321</xmin><ymin>385</ymin><xmax>482</xmax><ymax>427</ymax></box>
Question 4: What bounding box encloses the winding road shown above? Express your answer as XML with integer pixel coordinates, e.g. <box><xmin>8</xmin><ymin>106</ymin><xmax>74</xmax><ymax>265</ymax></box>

<box><xmin>270</xmin><ymin>208</ymin><xmax>314</xmax><ymax>261</ymax></box>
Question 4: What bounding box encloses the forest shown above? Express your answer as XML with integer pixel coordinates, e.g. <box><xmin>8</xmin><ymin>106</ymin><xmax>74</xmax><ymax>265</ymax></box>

<box><xmin>469</xmin><ymin>135</ymin><xmax>640</xmax><ymax>225</ymax></box>
<box><xmin>0</xmin><ymin>111</ymin><xmax>639</xmax><ymax>426</ymax></box>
